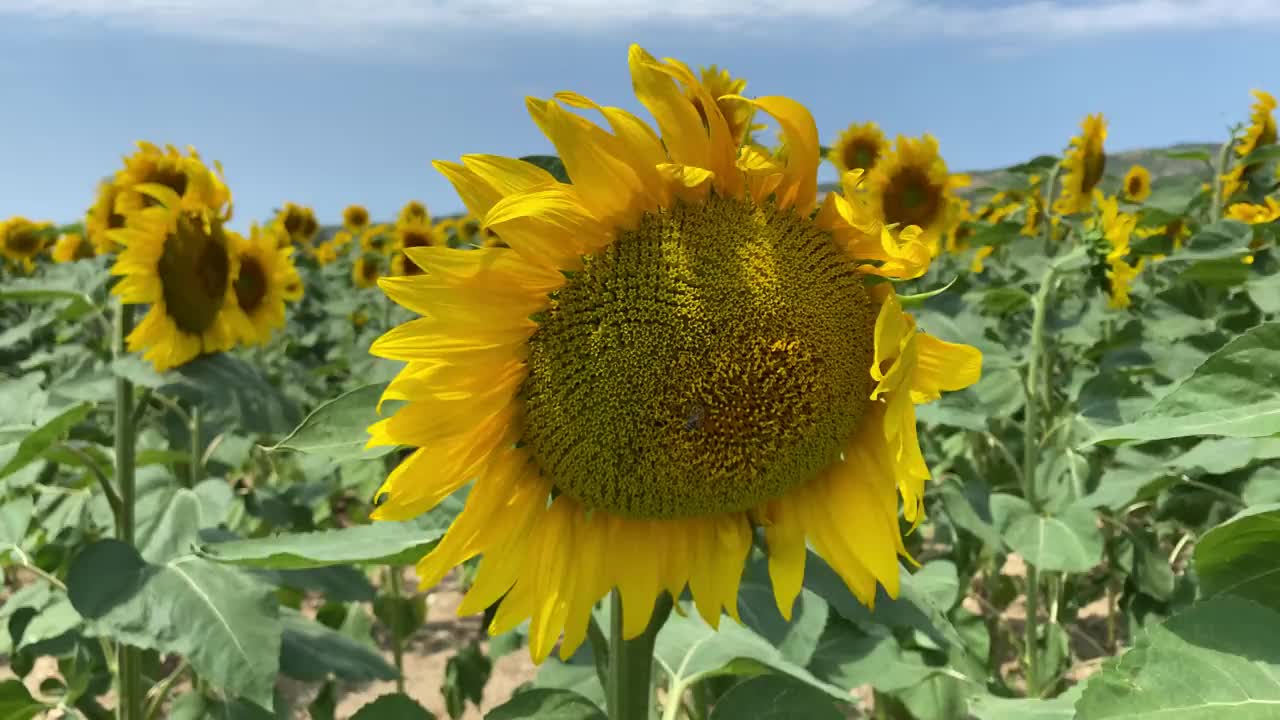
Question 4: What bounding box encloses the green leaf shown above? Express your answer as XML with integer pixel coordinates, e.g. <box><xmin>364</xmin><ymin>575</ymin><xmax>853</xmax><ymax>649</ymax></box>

<box><xmin>981</xmin><ymin>287</ymin><xmax>1032</xmax><ymax>316</ymax></box>
<box><xmin>197</xmin><ymin>495</ymin><xmax>461</xmax><ymax>568</ymax></box>
<box><xmin>993</xmin><ymin>495</ymin><xmax>1103</xmax><ymax>573</ymax></box>
<box><xmin>166</xmin><ymin>354</ymin><xmax>302</xmax><ymax>435</ymax></box>
<box><xmin>279</xmin><ymin>607</ymin><xmax>397</xmax><ymax>683</ymax></box>
<box><xmin>67</xmin><ymin>540</ymin><xmax>282</xmax><ymax>710</ymax></box>
<box><xmin>1238</xmin><ymin>143</ymin><xmax>1280</xmax><ymax>167</ymax></box>
<box><xmin>267</xmin><ymin>383</ymin><xmax>398</xmax><ymax>461</ymax></box>
<box><xmin>1088</xmin><ymin>322</ymin><xmax>1280</xmax><ymax>444</ymax></box>
<box><xmin>350</xmin><ymin>693</ymin><xmax>436</xmax><ymax>720</ymax></box>
<box><xmin>1194</xmin><ymin>504</ymin><xmax>1280</xmax><ymax>613</ymax></box>
<box><xmin>1076</xmin><ymin>595</ymin><xmax>1280</xmax><ymax>719</ymax></box>
<box><xmin>654</xmin><ymin>602</ymin><xmax>847</xmax><ymax>701</ymax></box>
<box><xmin>0</xmin><ymin>495</ymin><xmax>34</xmax><ymax>560</ymax></box>
<box><xmin>0</xmin><ymin>679</ymin><xmax>45</xmax><ymax>720</ymax></box>
<box><xmin>0</xmin><ymin>277</ymin><xmax>95</xmax><ymax>319</ymax></box>
<box><xmin>16</xmin><ymin>596</ymin><xmax>81</xmax><ymax>650</ymax></box>
<box><xmin>485</xmin><ymin>688</ymin><xmax>604</xmax><ymax>720</ymax></box>
<box><xmin>898</xmin><ymin>277</ymin><xmax>958</xmax><ymax>308</ymax></box>
<box><xmin>0</xmin><ymin>402</ymin><xmax>91</xmax><ymax>479</ymax></box>
<box><xmin>803</xmin><ymin>551</ymin><xmax>965</xmax><ymax>650</ymax></box>
<box><xmin>808</xmin><ymin>620</ymin><xmax>938</xmax><ymax>693</ymax></box>
<box><xmin>736</xmin><ymin>579</ymin><xmax>828</xmax><ymax>667</ymax></box>
<box><xmin>708</xmin><ymin>675</ymin><xmax>844</xmax><ymax>719</ymax></box>
<box><xmin>517</xmin><ymin>155</ymin><xmax>571</xmax><ymax>184</ymax></box>
<box><xmin>135</xmin><ymin>486</ymin><xmax>203</xmax><ymax>564</ymax></box>
<box><xmin>443</xmin><ymin>642</ymin><xmax>492</xmax><ymax>719</ymax></box>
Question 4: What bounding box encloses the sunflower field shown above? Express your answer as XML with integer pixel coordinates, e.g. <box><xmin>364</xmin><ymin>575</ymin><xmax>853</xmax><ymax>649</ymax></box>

<box><xmin>4</xmin><ymin>46</ymin><xmax>1280</xmax><ymax>720</ymax></box>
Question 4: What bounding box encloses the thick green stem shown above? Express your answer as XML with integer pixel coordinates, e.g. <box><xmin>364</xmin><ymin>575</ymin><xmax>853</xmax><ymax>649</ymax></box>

<box><xmin>1021</xmin><ymin>265</ymin><xmax>1058</xmax><ymax>699</ymax></box>
<box><xmin>188</xmin><ymin>405</ymin><xmax>202</xmax><ymax>487</ymax></box>
<box><xmin>1210</xmin><ymin>138</ymin><xmax>1235</xmax><ymax>222</ymax></box>
<box><xmin>113</xmin><ymin>301</ymin><xmax>143</xmax><ymax>720</ymax></box>
<box><xmin>387</xmin><ymin>566</ymin><xmax>406</xmax><ymax>694</ymax></box>
<box><xmin>608</xmin><ymin>590</ymin><xmax>672</xmax><ymax>720</ymax></box>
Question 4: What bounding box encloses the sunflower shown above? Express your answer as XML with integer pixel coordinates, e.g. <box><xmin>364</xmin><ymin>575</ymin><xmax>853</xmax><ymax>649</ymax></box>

<box><xmin>391</xmin><ymin>223</ymin><xmax>436</xmax><ymax>276</ymax></box>
<box><xmin>330</xmin><ymin>230</ymin><xmax>354</xmax><ymax>251</ymax></box>
<box><xmin>481</xmin><ymin>228</ymin><xmax>509</xmax><ymax>248</ymax></box>
<box><xmin>226</xmin><ymin>224</ymin><xmax>302</xmax><ymax>345</ymax></box>
<box><xmin>353</xmin><ymin>254</ymin><xmax>383</xmax><ymax>288</ymax></box>
<box><xmin>314</xmin><ymin>240</ymin><xmax>340</xmax><ymax>266</ymax></box>
<box><xmin>866</xmin><ymin>135</ymin><xmax>969</xmax><ymax>249</ymax></box>
<box><xmin>1</xmin><ymin>217</ymin><xmax>51</xmax><ymax>271</ymax></box>
<box><xmin>1135</xmin><ymin>216</ymin><xmax>1191</xmax><ymax>253</ymax></box>
<box><xmin>830</xmin><ymin>122</ymin><xmax>890</xmax><ymax>176</ymax></box>
<box><xmin>1094</xmin><ymin>193</ymin><xmax>1136</xmax><ymax>263</ymax></box>
<box><xmin>86</xmin><ymin>181</ymin><xmax>127</xmax><ymax>255</ymax></box>
<box><xmin>344</xmin><ymin>204</ymin><xmax>371</xmax><ymax>231</ymax></box>
<box><xmin>970</xmin><ymin>246</ymin><xmax>995</xmax><ymax>274</ymax></box>
<box><xmin>274</xmin><ymin>203</ymin><xmax>319</xmax><ymax>247</ymax></box>
<box><xmin>366</xmin><ymin>45</ymin><xmax>983</xmax><ymax>664</ymax></box>
<box><xmin>109</xmin><ymin>184</ymin><xmax>239</xmax><ymax>371</ymax></box>
<box><xmin>1226</xmin><ymin>198</ymin><xmax>1280</xmax><ymax>224</ymax></box>
<box><xmin>1237</xmin><ymin>90</ymin><xmax>1277</xmax><ymax>160</ymax></box>
<box><xmin>456</xmin><ymin>215</ymin><xmax>482</xmax><ymax>245</ymax></box>
<box><xmin>693</xmin><ymin>65</ymin><xmax>757</xmax><ymax>146</ymax></box>
<box><xmin>52</xmin><ymin>232</ymin><xmax>95</xmax><ymax>263</ymax></box>
<box><xmin>1054</xmin><ymin>114</ymin><xmax>1107</xmax><ymax>215</ymax></box>
<box><xmin>1123</xmin><ymin>165</ymin><xmax>1151</xmax><ymax>203</ymax></box>
<box><xmin>1107</xmin><ymin>257</ymin><xmax>1144</xmax><ymax>309</ymax></box>
<box><xmin>398</xmin><ymin>201</ymin><xmax>430</xmax><ymax>226</ymax></box>
<box><xmin>112</xmin><ymin>142</ymin><xmax>232</xmax><ymax>218</ymax></box>
<box><xmin>944</xmin><ymin>199</ymin><xmax>975</xmax><ymax>254</ymax></box>
<box><xmin>361</xmin><ymin>224</ymin><xmax>398</xmax><ymax>255</ymax></box>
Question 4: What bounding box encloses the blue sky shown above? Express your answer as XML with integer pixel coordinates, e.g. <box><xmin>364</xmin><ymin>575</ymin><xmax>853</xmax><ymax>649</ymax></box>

<box><xmin>2</xmin><ymin>0</ymin><xmax>1278</xmax><ymax>231</ymax></box>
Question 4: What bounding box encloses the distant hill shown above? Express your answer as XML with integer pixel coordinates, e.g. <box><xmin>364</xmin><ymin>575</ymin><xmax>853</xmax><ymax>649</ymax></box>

<box><xmin>816</xmin><ymin>142</ymin><xmax>1218</xmax><ymax>196</ymax></box>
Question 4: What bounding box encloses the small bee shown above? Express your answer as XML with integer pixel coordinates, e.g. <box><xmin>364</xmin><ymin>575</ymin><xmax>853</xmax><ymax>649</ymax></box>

<box><xmin>684</xmin><ymin>404</ymin><xmax>706</xmax><ymax>432</ymax></box>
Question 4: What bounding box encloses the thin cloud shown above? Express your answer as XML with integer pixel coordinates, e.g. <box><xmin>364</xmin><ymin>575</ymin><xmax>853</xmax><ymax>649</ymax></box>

<box><xmin>2</xmin><ymin>0</ymin><xmax>1278</xmax><ymax>51</ymax></box>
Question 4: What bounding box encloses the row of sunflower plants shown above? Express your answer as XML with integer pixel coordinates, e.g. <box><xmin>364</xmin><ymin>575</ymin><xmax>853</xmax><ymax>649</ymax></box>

<box><xmin>4</xmin><ymin>46</ymin><xmax>1280</xmax><ymax>720</ymax></box>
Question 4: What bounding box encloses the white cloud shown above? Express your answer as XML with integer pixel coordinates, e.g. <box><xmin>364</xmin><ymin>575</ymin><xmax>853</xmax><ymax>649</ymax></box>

<box><xmin>3</xmin><ymin>0</ymin><xmax>1278</xmax><ymax>51</ymax></box>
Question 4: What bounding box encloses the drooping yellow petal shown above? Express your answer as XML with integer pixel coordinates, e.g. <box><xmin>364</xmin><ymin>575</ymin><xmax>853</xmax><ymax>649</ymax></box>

<box><xmin>761</xmin><ymin>493</ymin><xmax>807</xmax><ymax>621</ymax></box>
<box><xmin>910</xmin><ymin>333</ymin><xmax>983</xmax><ymax>404</ymax></box>
<box><xmin>609</xmin><ymin>515</ymin><xmax>664</xmax><ymax>639</ymax></box>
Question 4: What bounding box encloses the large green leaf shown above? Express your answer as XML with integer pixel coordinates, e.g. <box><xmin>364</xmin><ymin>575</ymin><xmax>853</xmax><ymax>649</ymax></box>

<box><xmin>736</xmin><ymin>575</ymin><xmax>829</xmax><ymax>667</ymax></box>
<box><xmin>1089</xmin><ymin>323</ymin><xmax>1280</xmax><ymax>444</ymax></box>
<box><xmin>266</xmin><ymin>382</ymin><xmax>398</xmax><ymax>461</ymax></box>
<box><xmin>164</xmin><ymin>353</ymin><xmax>302</xmax><ymax>435</ymax></box>
<box><xmin>708</xmin><ymin>675</ymin><xmax>844</xmax><ymax>719</ymax></box>
<box><xmin>0</xmin><ymin>402</ymin><xmax>91</xmax><ymax>479</ymax></box>
<box><xmin>993</xmin><ymin>495</ymin><xmax>1104</xmax><ymax>573</ymax></box>
<box><xmin>197</xmin><ymin>495</ymin><xmax>462</xmax><ymax>568</ymax></box>
<box><xmin>653</xmin><ymin>602</ymin><xmax>847</xmax><ymax>702</ymax></box>
<box><xmin>279</xmin><ymin>607</ymin><xmax>397</xmax><ymax>683</ymax></box>
<box><xmin>1194</xmin><ymin>504</ymin><xmax>1280</xmax><ymax>613</ymax></box>
<box><xmin>67</xmin><ymin>540</ymin><xmax>282</xmax><ymax>710</ymax></box>
<box><xmin>1076</xmin><ymin>596</ymin><xmax>1280</xmax><ymax>719</ymax></box>
<box><xmin>486</xmin><ymin>688</ymin><xmax>604</xmax><ymax>720</ymax></box>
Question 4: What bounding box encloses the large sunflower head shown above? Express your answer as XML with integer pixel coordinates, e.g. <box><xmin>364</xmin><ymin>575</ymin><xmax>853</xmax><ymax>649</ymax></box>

<box><xmin>52</xmin><ymin>232</ymin><xmax>95</xmax><ymax>263</ymax></box>
<box><xmin>829</xmin><ymin>121</ymin><xmax>890</xmax><ymax>176</ymax></box>
<box><xmin>398</xmin><ymin>201</ymin><xmax>430</xmax><ymax>226</ymax></box>
<box><xmin>865</xmin><ymin>134</ymin><xmax>966</xmax><ymax>247</ymax></box>
<box><xmin>109</xmin><ymin>185</ymin><xmax>240</xmax><ymax>371</ymax></box>
<box><xmin>225</xmin><ymin>224</ymin><xmax>300</xmax><ymax>346</ymax></box>
<box><xmin>344</xmin><ymin>204</ymin><xmax>371</xmax><ymax>231</ymax></box>
<box><xmin>1237</xmin><ymin>89</ymin><xmax>1277</xmax><ymax>159</ymax></box>
<box><xmin>112</xmin><ymin>142</ymin><xmax>231</xmax><ymax>218</ymax></box>
<box><xmin>1054</xmin><ymin>113</ymin><xmax>1108</xmax><ymax>215</ymax></box>
<box><xmin>1123</xmin><ymin>165</ymin><xmax>1152</xmax><ymax>202</ymax></box>
<box><xmin>87</xmin><ymin>180</ymin><xmax>128</xmax><ymax>255</ymax></box>
<box><xmin>1</xmin><ymin>217</ymin><xmax>53</xmax><ymax>272</ymax></box>
<box><xmin>366</xmin><ymin>46</ymin><xmax>982</xmax><ymax>664</ymax></box>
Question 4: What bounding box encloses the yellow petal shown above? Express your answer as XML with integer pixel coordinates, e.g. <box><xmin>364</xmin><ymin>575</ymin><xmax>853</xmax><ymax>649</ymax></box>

<box><xmin>910</xmin><ymin>333</ymin><xmax>983</xmax><ymax>404</ymax></box>
<box><xmin>433</xmin><ymin>161</ymin><xmax>503</xmax><ymax>219</ymax></box>
<box><xmin>762</xmin><ymin>494</ymin><xmax>807</xmax><ymax>621</ymax></box>
<box><xmin>628</xmin><ymin>45</ymin><xmax>709</xmax><ymax>171</ymax></box>
<box><xmin>732</xmin><ymin>96</ymin><xmax>820</xmax><ymax>214</ymax></box>
<box><xmin>485</xmin><ymin>187</ymin><xmax>612</xmax><ymax>272</ymax></box>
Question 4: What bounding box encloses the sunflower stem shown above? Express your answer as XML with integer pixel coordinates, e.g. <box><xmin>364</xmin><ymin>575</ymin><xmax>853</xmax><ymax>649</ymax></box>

<box><xmin>188</xmin><ymin>405</ymin><xmax>202</xmax><ymax>488</ymax></box>
<box><xmin>1020</xmin><ymin>261</ymin><xmax>1058</xmax><ymax>699</ymax></box>
<box><xmin>1210</xmin><ymin>137</ymin><xmax>1235</xmax><ymax>222</ymax></box>
<box><xmin>608</xmin><ymin>590</ymin><xmax>672</xmax><ymax>720</ymax></box>
<box><xmin>113</xmin><ymin>300</ymin><xmax>144</xmax><ymax>720</ymax></box>
<box><xmin>387</xmin><ymin>566</ymin><xmax>407</xmax><ymax>694</ymax></box>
